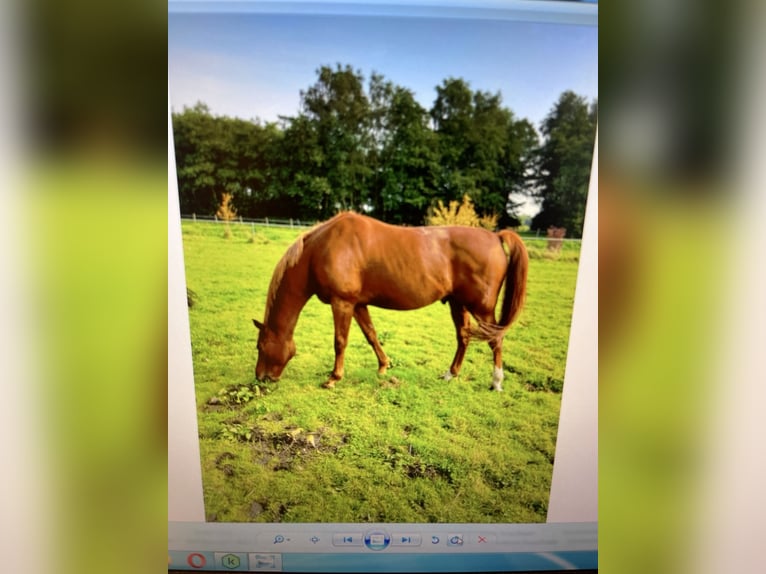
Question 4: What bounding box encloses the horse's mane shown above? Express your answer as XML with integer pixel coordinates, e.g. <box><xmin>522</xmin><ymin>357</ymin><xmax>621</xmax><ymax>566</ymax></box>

<box><xmin>263</xmin><ymin>236</ymin><xmax>303</xmax><ymax>324</ymax></box>
<box><xmin>263</xmin><ymin>212</ymin><xmax>352</xmax><ymax>325</ymax></box>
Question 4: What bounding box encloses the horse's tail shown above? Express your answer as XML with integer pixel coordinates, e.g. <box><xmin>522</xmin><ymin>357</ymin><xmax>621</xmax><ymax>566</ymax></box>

<box><xmin>496</xmin><ymin>230</ymin><xmax>528</xmax><ymax>329</ymax></box>
<box><xmin>473</xmin><ymin>230</ymin><xmax>528</xmax><ymax>340</ymax></box>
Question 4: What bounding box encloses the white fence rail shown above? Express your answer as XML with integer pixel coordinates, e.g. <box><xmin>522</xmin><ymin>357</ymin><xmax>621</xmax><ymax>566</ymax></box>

<box><xmin>181</xmin><ymin>214</ymin><xmax>314</xmax><ymax>229</ymax></box>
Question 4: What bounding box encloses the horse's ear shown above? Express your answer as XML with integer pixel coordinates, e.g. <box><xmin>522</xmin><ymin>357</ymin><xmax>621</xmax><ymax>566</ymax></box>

<box><xmin>253</xmin><ymin>319</ymin><xmax>264</xmax><ymax>330</ymax></box>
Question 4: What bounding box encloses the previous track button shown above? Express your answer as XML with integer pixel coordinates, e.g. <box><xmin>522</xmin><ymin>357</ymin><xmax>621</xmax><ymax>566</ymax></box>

<box><xmin>332</xmin><ymin>533</ymin><xmax>364</xmax><ymax>546</ymax></box>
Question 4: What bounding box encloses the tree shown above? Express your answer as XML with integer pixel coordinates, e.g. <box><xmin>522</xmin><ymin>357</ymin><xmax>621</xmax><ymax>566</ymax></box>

<box><xmin>172</xmin><ymin>103</ymin><xmax>281</xmax><ymax>218</ymax></box>
<box><xmin>172</xmin><ymin>102</ymin><xmax>221</xmax><ymax>215</ymax></box>
<box><xmin>429</xmin><ymin>78</ymin><xmax>538</xmax><ymax>225</ymax></box>
<box><xmin>368</xmin><ymin>76</ymin><xmax>439</xmax><ymax>224</ymax></box>
<box><xmin>170</xmin><ymin>70</ymin><xmax>575</xmax><ymax>230</ymax></box>
<box><xmin>298</xmin><ymin>64</ymin><xmax>373</xmax><ymax>216</ymax></box>
<box><xmin>272</xmin><ymin>114</ymin><xmax>325</xmax><ymax>219</ymax></box>
<box><xmin>499</xmin><ymin>118</ymin><xmax>539</xmax><ymax>227</ymax></box>
<box><xmin>531</xmin><ymin>91</ymin><xmax>597</xmax><ymax>238</ymax></box>
<box><xmin>226</xmin><ymin>118</ymin><xmax>282</xmax><ymax>218</ymax></box>
<box><xmin>430</xmin><ymin>78</ymin><xmax>475</xmax><ymax>203</ymax></box>
<box><xmin>466</xmin><ymin>90</ymin><xmax>514</xmax><ymax>217</ymax></box>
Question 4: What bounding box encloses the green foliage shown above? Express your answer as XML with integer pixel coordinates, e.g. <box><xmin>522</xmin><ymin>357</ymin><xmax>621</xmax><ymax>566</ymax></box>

<box><xmin>182</xmin><ymin>221</ymin><xmax>580</xmax><ymax>523</ymax></box>
<box><xmin>172</xmin><ymin>102</ymin><xmax>282</xmax><ymax>217</ymax></box>
<box><xmin>430</xmin><ymin>78</ymin><xmax>538</xmax><ymax>219</ymax></box>
<box><xmin>523</xmin><ymin>237</ymin><xmax>581</xmax><ymax>263</ymax></box>
<box><xmin>219</xmin><ymin>422</ymin><xmax>255</xmax><ymax>443</ymax></box>
<box><xmin>214</xmin><ymin>382</ymin><xmax>270</xmax><ymax>406</ymax></box>
<box><xmin>297</xmin><ymin>64</ymin><xmax>374</xmax><ymax>216</ymax></box>
<box><xmin>171</xmin><ymin>68</ymin><xmax>596</xmax><ymax>226</ymax></box>
<box><xmin>531</xmin><ymin>92</ymin><xmax>598</xmax><ymax>238</ymax></box>
<box><xmin>368</xmin><ymin>75</ymin><xmax>440</xmax><ymax>224</ymax></box>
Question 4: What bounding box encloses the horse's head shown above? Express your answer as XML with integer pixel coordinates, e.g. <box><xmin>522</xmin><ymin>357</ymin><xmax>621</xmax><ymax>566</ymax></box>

<box><xmin>252</xmin><ymin>319</ymin><xmax>296</xmax><ymax>381</ymax></box>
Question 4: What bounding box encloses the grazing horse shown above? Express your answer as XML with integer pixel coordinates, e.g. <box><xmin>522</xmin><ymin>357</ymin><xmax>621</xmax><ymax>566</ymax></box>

<box><xmin>252</xmin><ymin>212</ymin><xmax>528</xmax><ymax>390</ymax></box>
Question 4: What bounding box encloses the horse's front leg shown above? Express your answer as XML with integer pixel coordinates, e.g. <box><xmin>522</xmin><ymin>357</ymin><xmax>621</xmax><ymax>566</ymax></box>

<box><xmin>353</xmin><ymin>305</ymin><xmax>391</xmax><ymax>375</ymax></box>
<box><xmin>323</xmin><ymin>298</ymin><xmax>354</xmax><ymax>388</ymax></box>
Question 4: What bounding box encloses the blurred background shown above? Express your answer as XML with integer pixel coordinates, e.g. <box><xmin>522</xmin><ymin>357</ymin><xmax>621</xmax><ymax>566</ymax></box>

<box><xmin>1</xmin><ymin>1</ymin><xmax>166</xmax><ymax>573</ymax></box>
<box><xmin>0</xmin><ymin>1</ymin><xmax>764</xmax><ymax>574</ymax></box>
<box><xmin>599</xmin><ymin>0</ymin><xmax>766</xmax><ymax>573</ymax></box>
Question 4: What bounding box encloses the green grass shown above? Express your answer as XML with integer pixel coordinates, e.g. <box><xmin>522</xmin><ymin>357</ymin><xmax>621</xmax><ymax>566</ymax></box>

<box><xmin>181</xmin><ymin>220</ymin><xmax>579</xmax><ymax>523</ymax></box>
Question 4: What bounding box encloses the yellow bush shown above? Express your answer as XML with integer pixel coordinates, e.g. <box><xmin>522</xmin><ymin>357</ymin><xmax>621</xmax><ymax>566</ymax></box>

<box><xmin>216</xmin><ymin>192</ymin><xmax>237</xmax><ymax>221</ymax></box>
<box><xmin>426</xmin><ymin>194</ymin><xmax>497</xmax><ymax>230</ymax></box>
<box><xmin>217</xmin><ymin>192</ymin><xmax>237</xmax><ymax>239</ymax></box>
<box><xmin>478</xmin><ymin>213</ymin><xmax>499</xmax><ymax>231</ymax></box>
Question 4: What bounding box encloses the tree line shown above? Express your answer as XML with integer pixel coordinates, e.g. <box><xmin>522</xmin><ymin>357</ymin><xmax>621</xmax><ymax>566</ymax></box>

<box><xmin>172</xmin><ymin>64</ymin><xmax>597</xmax><ymax>236</ymax></box>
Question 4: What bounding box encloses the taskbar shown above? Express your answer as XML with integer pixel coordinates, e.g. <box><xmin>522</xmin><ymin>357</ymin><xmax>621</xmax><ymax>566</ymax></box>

<box><xmin>168</xmin><ymin>522</ymin><xmax>597</xmax><ymax>572</ymax></box>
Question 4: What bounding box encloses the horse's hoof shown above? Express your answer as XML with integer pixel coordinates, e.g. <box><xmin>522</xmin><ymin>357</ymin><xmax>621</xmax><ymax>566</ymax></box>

<box><xmin>322</xmin><ymin>380</ymin><xmax>336</xmax><ymax>389</ymax></box>
<box><xmin>378</xmin><ymin>360</ymin><xmax>393</xmax><ymax>375</ymax></box>
<box><xmin>441</xmin><ymin>371</ymin><xmax>454</xmax><ymax>381</ymax></box>
<box><xmin>491</xmin><ymin>367</ymin><xmax>504</xmax><ymax>391</ymax></box>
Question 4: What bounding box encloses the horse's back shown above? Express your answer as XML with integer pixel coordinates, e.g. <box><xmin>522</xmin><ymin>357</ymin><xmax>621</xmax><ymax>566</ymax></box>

<box><xmin>305</xmin><ymin>214</ymin><xmax>443</xmax><ymax>308</ymax></box>
<box><xmin>304</xmin><ymin>213</ymin><xmax>508</xmax><ymax>311</ymax></box>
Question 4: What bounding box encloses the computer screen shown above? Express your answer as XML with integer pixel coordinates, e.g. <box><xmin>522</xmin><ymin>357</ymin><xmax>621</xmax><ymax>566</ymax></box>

<box><xmin>168</xmin><ymin>1</ymin><xmax>597</xmax><ymax>571</ymax></box>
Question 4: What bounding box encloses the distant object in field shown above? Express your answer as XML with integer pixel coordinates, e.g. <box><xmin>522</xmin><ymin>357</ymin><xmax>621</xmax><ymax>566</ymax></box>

<box><xmin>547</xmin><ymin>226</ymin><xmax>567</xmax><ymax>252</ymax></box>
<box><xmin>252</xmin><ymin>212</ymin><xmax>528</xmax><ymax>391</ymax></box>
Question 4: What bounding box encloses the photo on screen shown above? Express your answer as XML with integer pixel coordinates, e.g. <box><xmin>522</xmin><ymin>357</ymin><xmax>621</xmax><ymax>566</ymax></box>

<box><xmin>169</xmin><ymin>7</ymin><xmax>597</xmax><ymax>525</ymax></box>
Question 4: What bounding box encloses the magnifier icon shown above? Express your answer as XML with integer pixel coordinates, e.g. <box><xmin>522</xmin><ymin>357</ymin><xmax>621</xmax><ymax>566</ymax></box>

<box><xmin>274</xmin><ymin>535</ymin><xmax>285</xmax><ymax>544</ymax></box>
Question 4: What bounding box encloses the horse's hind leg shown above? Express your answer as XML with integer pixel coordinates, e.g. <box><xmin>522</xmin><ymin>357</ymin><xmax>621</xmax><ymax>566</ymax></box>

<box><xmin>472</xmin><ymin>307</ymin><xmax>506</xmax><ymax>391</ymax></box>
<box><xmin>445</xmin><ymin>301</ymin><xmax>471</xmax><ymax>380</ymax></box>
<box><xmin>488</xmin><ymin>336</ymin><xmax>504</xmax><ymax>391</ymax></box>
<box><xmin>353</xmin><ymin>305</ymin><xmax>391</xmax><ymax>375</ymax></box>
<box><xmin>324</xmin><ymin>298</ymin><xmax>354</xmax><ymax>388</ymax></box>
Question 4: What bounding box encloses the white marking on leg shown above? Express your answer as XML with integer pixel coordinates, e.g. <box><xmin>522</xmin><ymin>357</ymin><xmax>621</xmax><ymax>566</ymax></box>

<box><xmin>492</xmin><ymin>367</ymin><xmax>504</xmax><ymax>391</ymax></box>
<box><xmin>442</xmin><ymin>371</ymin><xmax>454</xmax><ymax>381</ymax></box>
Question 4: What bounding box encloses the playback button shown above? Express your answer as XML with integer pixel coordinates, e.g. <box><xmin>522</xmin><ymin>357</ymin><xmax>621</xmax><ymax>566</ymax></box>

<box><xmin>391</xmin><ymin>534</ymin><xmax>421</xmax><ymax>547</ymax></box>
<box><xmin>332</xmin><ymin>533</ymin><xmax>364</xmax><ymax>546</ymax></box>
<box><xmin>364</xmin><ymin>531</ymin><xmax>391</xmax><ymax>551</ymax></box>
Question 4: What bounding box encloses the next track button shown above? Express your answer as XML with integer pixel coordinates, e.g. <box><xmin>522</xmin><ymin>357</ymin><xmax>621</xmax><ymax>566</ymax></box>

<box><xmin>391</xmin><ymin>533</ymin><xmax>421</xmax><ymax>546</ymax></box>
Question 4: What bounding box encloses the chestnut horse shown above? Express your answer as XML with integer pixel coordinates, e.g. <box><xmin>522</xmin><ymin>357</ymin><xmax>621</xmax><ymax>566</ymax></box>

<box><xmin>252</xmin><ymin>212</ymin><xmax>528</xmax><ymax>390</ymax></box>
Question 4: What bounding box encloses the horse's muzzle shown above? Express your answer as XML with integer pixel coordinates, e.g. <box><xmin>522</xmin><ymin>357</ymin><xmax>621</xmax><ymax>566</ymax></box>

<box><xmin>255</xmin><ymin>369</ymin><xmax>279</xmax><ymax>383</ymax></box>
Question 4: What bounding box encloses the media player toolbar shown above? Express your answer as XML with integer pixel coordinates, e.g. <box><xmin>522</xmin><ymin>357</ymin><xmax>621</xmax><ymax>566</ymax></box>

<box><xmin>170</xmin><ymin>523</ymin><xmax>596</xmax><ymax>551</ymax></box>
<box><xmin>256</xmin><ymin>530</ymin><xmax>496</xmax><ymax>550</ymax></box>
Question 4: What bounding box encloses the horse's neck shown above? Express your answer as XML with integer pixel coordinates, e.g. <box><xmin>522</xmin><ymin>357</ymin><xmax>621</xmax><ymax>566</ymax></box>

<box><xmin>267</xmin><ymin>268</ymin><xmax>311</xmax><ymax>337</ymax></box>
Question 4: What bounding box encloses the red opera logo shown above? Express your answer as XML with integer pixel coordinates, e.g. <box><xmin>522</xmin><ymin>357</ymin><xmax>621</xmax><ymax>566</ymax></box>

<box><xmin>187</xmin><ymin>553</ymin><xmax>207</xmax><ymax>568</ymax></box>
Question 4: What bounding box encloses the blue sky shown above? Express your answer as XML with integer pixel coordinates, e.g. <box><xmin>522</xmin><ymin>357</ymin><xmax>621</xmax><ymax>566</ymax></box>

<box><xmin>168</xmin><ymin>8</ymin><xmax>597</xmax><ymax>132</ymax></box>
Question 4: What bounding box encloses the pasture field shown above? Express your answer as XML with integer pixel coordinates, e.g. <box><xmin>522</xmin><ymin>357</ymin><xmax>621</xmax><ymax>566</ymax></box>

<box><xmin>181</xmin><ymin>220</ymin><xmax>580</xmax><ymax>523</ymax></box>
